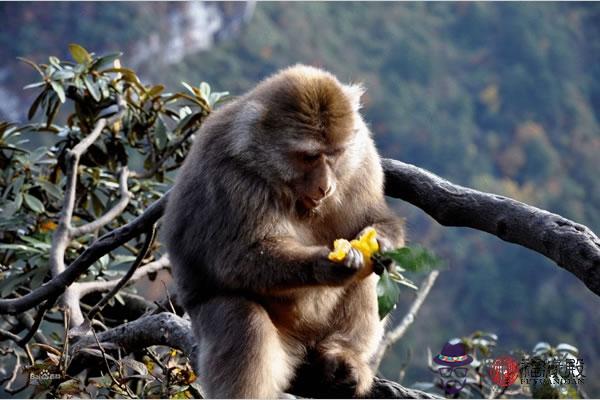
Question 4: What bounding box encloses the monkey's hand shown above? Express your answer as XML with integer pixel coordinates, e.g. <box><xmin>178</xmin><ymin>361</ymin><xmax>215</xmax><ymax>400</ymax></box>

<box><xmin>316</xmin><ymin>247</ymin><xmax>366</xmax><ymax>286</ymax></box>
<box><xmin>355</xmin><ymin>227</ymin><xmax>396</xmax><ymax>275</ymax></box>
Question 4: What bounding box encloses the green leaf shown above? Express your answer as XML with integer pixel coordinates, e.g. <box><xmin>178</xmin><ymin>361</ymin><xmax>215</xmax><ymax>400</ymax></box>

<box><xmin>556</xmin><ymin>343</ymin><xmax>579</xmax><ymax>355</ymax></box>
<box><xmin>23</xmin><ymin>81</ymin><xmax>46</xmax><ymax>90</ymax></box>
<box><xmin>52</xmin><ymin>69</ymin><xmax>76</xmax><ymax>80</ymax></box>
<box><xmin>147</xmin><ymin>84</ymin><xmax>165</xmax><ymax>99</ymax></box>
<box><xmin>0</xmin><ymin>243</ymin><xmax>40</xmax><ymax>253</ymax></box>
<box><xmin>0</xmin><ymin>269</ymin><xmax>36</xmax><ymax>297</ymax></box>
<box><xmin>381</xmin><ymin>246</ymin><xmax>442</xmax><ymax>272</ymax></box>
<box><xmin>91</xmin><ymin>52</ymin><xmax>122</xmax><ymax>71</ymax></box>
<box><xmin>19</xmin><ymin>235</ymin><xmax>51</xmax><ymax>251</ymax></box>
<box><xmin>28</xmin><ymin>90</ymin><xmax>47</xmax><ymax>120</ymax></box>
<box><xmin>199</xmin><ymin>82</ymin><xmax>211</xmax><ymax>99</ymax></box>
<box><xmin>68</xmin><ymin>43</ymin><xmax>92</xmax><ymax>64</ymax></box>
<box><xmin>49</xmin><ymin>81</ymin><xmax>66</xmax><ymax>103</ymax></box>
<box><xmin>208</xmin><ymin>91</ymin><xmax>229</xmax><ymax>107</ymax></box>
<box><xmin>181</xmin><ymin>81</ymin><xmax>196</xmax><ymax>96</ymax></box>
<box><xmin>2</xmin><ymin>193</ymin><xmax>23</xmax><ymax>218</ymax></box>
<box><xmin>84</xmin><ymin>75</ymin><xmax>101</xmax><ymax>102</ymax></box>
<box><xmin>154</xmin><ymin>118</ymin><xmax>168</xmax><ymax>149</ymax></box>
<box><xmin>37</xmin><ymin>180</ymin><xmax>63</xmax><ymax>200</ymax></box>
<box><xmin>377</xmin><ymin>270</ymin><xmax>400</xmax><ymax>319</ymax></box>
<box><xmin>48</xmin><ymin>56</ymin><xmax>62</xmax><ymax>69</ymax></box>
<box><xmin>24</xmin><ymin>193</ymin><xmax>45</xmax><ymax>213</ymax></box>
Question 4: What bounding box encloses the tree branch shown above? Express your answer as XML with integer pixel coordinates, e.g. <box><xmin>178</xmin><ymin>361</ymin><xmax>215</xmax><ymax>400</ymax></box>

<box><xmin>1</xmin><ymin>157</ymin><xmax>598</xmax><ymax>321</ymax></box>
<box><xmin>77</xmin><ymin>255</ymin><xmax>170</xmax><ymax>297</ymax></box>
<box><xmin>0</xmin><ymin>192</ymin><xmax>169</xmax><ymax>314</ymax></box>
<box><xmin>372</xmin><ymin>271</ymin><xmax>440</xmax><ymax>371</ymax></box>
<box><xmin>50</xmin><ymin>97</ymin><xmax>128</xmax><ymax>326</ymax></box>
<box><xmin>71</xmin><ymin>312</ymin><xmax>195</xmax><ymax>356</ymax></box>
<box><xmin>129</xmin><ymin>128</ymin><xmax>196</xmax><ymax>179</ymax></box>
<box><xmin>381</xmin><ymin>158</ymin><xmax>600</xmax><ymax>296</ymax></box>
<box><xmin>87</xmin><ymin>225</ymin><xmax>157</xmax><ymax>320</ymax></box>
<box><xmin>70</xmin><ymin>167</ymin><xmax>131</xmax><ymax>237</ymax></box>
<box><xmin>71</xmin><ymin>312</ymin><xmax>440</xmax><ymax>399</ymax></box>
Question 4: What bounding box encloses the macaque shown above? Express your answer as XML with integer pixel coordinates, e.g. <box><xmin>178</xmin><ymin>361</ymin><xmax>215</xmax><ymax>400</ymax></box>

<box><xmin>162</xmin><ymin>65</ymin><xmax>405</xmax><ymax>398</ymax></box>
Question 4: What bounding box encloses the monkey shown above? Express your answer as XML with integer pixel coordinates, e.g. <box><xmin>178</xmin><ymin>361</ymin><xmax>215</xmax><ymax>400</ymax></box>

<box><xmin>162</xmin><ymin>65</ymin><xmax>405</xmax><ymax>398</ymax></box>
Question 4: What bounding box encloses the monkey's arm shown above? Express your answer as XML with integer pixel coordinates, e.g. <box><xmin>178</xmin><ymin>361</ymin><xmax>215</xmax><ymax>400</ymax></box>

<box><xmin>214</xmin><ymin>238</ymin><xmax>362</xmax><ymax>294</ymax></box>
<box><xmin>360</xmin><ymin>203</ymin><xmax>405</xmax><ymax>252</ymax></box>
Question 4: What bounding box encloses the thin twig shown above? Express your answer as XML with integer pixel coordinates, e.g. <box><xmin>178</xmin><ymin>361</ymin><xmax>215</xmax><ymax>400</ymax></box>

<box><xmin>78</xmin><ymin>255</ymin><xmax>169</xmax><ymax>297</ymax></box>
<box><xmin>372</xmin><ymin>271</ymin><xmax>440</xmax><ymax>371</ymax></box>
<box><xmin>16</xmin><ymin>312</ymin><xmax>50</xmax><ymax>346</ymax></box>
<box><xmin>0</xmin><ymin>192</ymin><xmax>169</xmax><ymax>315</ymax></box>
<box><xmin>87</xmin><ymin>225</ymin><xmax>157</xmax><ymax>321</ymax></box>
<box><xmin>130</xmin><ymin>127</ymin><xmax>196</xmax><ymax>179</ymax></box>
<box><xmin>3</xmin><ymin>350</ymin><xmax>23</xmax><ymax>395</ymax></box>
<box><xmin>160</xmin><ymin>280</ymin><xmax>176</xmax><ymax>315</ymax></box>
<box><xmin>70</xmin><ymin>167</ymin><xmax>131</xmax><ymax>237</ymax></box>
<box><xmin>17</xmin><ymin>294</ymin><xmax>58</xmax><ymax>346</ymax></box>
<box><xmin>0</xmin><ymin>329</ymin><xmax>22</xmax><ymax>343</ymax></box>
<box><xmin>90</xmin><ymin>324</ymin><xmax>135</xmax><ymax>398</ymax></box>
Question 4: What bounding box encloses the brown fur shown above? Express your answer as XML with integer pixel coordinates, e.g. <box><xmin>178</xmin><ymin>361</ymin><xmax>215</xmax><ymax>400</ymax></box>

<box><xmin>162</xmin><ymin>65</ymin><xmax>404</xmax><ymax>398</ymax></box>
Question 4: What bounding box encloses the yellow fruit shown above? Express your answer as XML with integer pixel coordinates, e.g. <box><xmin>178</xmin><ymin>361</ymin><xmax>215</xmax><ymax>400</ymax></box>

<box><xmin>327</xmin><ymin>227</ymin><xmax>379</xmax><ymax>263</ymax></box>
<box><xmin>328</xmin><ymin>239</ymin><xmax>352</xmax><ymax>261</ymax></box>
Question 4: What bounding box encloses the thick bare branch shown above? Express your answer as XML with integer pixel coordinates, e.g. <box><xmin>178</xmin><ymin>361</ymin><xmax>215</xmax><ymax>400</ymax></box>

<box><xmin>381</xmin><ymin>158</ymin><xmax>600</xmax><ymax>296</ymax></box>
<box><xmin>372</xmin><ymin>270</ymin><xmax>440</xmax><ymax>371</ymax></box>
<box><xmin>77</xmin><ymin>255</ymin><xmax>170</xmax><ymax>297</ymax></box>
<box><xmin>1</xmin><ymin>156</ymin><xmax>598</xmax><ymax>318</ymax></box>
<box><xmin>71</xmin><ymin>312</ymin><xmax>195</xmax><ymax>355</ymax></box>
<box><xmin>70</xmin><ymin>167</ymin><xmax>131</xmax><ymax>237</ymax></box>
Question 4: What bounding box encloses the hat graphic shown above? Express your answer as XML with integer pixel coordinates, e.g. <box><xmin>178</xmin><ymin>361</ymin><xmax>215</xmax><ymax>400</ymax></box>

<box><xmin>433</xmin><ymin>342</ymin><xmax>473</xmax><ymax>367</ymax></box>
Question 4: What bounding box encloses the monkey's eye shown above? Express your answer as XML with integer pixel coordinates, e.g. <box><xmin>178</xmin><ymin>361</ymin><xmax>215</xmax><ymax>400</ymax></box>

<box><xmin>302</xmin><ymin>153</ymin><xmax>320</xmax><ymax>163</ymax></box>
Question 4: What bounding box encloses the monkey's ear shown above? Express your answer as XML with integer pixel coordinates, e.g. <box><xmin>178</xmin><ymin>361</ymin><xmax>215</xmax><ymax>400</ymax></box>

<box><xmin>343</xmin><ymin>83</ymin><xmax>366</xmax><ymax>111</ymax></box>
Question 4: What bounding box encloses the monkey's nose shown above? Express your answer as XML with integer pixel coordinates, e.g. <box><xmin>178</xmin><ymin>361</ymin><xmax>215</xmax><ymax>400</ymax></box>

<box><xmin>319</xmin><ymin>184</ymin><xmax>335</xmax><ymax>198</ymax></box>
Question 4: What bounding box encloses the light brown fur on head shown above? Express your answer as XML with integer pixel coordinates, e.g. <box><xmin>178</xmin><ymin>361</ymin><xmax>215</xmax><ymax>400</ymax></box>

<box><xmin>254</xmin><ymin>65</ymin><xmax>357</xmax><ymax>144</ymax></box>
<box><xmin>162</xmin><ymin>64</ymin><xmax>404</xmax><ymax>398</ymax></box>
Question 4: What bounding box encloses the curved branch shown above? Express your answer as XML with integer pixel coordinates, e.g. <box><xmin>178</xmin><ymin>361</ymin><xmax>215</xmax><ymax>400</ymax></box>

<box><xmin>0</xmin><ymin>192</ymin><xmax>169</xmax><ymax>314</ymax></box>
<box><xmin>87</xmin><ymin>225</ymin><xmax>157</xmax><ymax>320</ymax></box>
<box><xmin>372</xmin><ymin>270</ymin><xmax>440</xmax><ymax>371</ymax></box>
<box><xmin>1</xmin><ymin>156</ymin><xmax>599</xmax><ymax>316</ymax></box>
<box><xmin>77</xmin><ymin>255</ymin><xmax>170</xmax><ymax>297</ymax></box>
<box><xmin>70</xmin><ymin>167</ymin><xmax>131</xmax><ymax>237</ymax></box>
<box><xmin>381</xmin><ymin>158</ymin><xmax>600</xmax><ymax>296</ymax></box>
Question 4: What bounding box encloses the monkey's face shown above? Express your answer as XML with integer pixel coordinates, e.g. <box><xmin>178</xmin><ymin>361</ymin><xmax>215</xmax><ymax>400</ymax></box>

<box><xmin>285</xmin><ymin>141</ymin><xmax>345</xmax><ymax>212</ymax></box>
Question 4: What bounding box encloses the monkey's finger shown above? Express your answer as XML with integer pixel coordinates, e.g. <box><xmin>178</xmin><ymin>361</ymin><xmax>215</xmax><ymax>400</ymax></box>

<box><xmin>349</xmin><ymin>248</ymin><xmax>364</xmax><ymax>270</ymax></box>
<box><xmin>376</xmin><ymin>236</ymin><xmax>394</xmax><ymax>253</ymax></box>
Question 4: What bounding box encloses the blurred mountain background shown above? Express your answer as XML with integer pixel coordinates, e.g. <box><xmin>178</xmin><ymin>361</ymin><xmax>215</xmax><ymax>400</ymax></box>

<box><xmin>0</xmin><ymin>1</ymin><xmax>598</xmax><ymax>395</ymax></box>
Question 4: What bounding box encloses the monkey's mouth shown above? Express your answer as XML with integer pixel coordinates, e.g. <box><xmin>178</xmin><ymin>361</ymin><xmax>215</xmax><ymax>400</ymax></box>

<box><xmin>300</xmin><ymin>196</ymin><xmax>322</xmax><ymax>210</ymax></box>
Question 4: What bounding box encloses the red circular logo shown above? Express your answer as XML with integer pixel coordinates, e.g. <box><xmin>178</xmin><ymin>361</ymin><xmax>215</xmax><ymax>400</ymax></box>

<box><xmin>489</xmin><ymin>355</ymin><xmax>519</xmax><ymax>387</ymax></box>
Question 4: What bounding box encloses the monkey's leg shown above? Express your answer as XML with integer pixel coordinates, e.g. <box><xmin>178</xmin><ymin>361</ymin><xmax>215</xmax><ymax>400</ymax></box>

<box><xmin>290</xmin><ymin>278</ymin><xmax>383</xmax><ymax>398</ymax></box>
<box><xmin>190</xmin><ymin>296</ymin><xmax>297</xmax><ymax>398</ymax></box>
